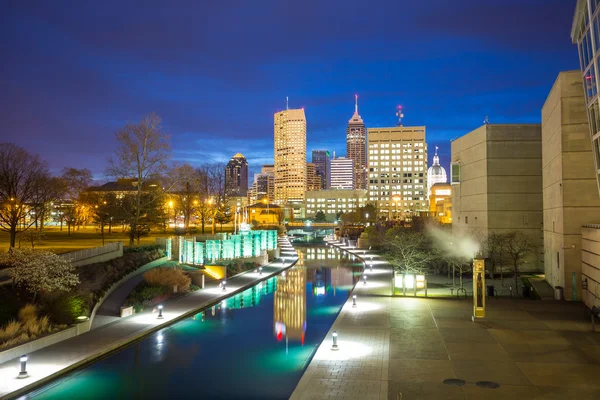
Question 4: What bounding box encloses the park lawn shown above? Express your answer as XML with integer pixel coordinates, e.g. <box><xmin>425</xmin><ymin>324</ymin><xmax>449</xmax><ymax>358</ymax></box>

<box><xmin>0</xmin><ymin>224</ymin><xmax>237</xmax><ymax>254</ymax></box>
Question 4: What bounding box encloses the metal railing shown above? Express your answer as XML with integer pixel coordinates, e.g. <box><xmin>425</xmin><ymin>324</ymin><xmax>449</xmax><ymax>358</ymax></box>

<box><xmin>58</xmin><ymin>242</ymin><xmax>122</xmax><ymax>263</ymax></box>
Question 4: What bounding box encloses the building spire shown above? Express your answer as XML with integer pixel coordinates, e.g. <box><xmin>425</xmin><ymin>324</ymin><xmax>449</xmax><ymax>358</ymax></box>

<box><xmin>396</xmin><ymin>105</ymin><xmax>404</xmax><ymax>127</ymax></box>
<box><xmin>435</xmin><ymin>146</ymin><xmax>438</xmax><ymax>156</ymax></box>
<box><xmin>355</xmin><ymin>94</ymin><xmax>358</xmax><ymax>113</ymax></box>
<box><xmin>286</xmin><ymin>96</ymin><xmax>289</xmax><ymax>110</ymax></box>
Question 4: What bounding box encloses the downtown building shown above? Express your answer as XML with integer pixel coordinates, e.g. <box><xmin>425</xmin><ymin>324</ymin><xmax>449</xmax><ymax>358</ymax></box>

<box><xmin>572</xmin><ymin>0</ymin><xmax>600</xmax><ymax>308</ymax></box>
<box><xmin>247</xmin><ymin>164</ymin><xmax>274</xmax><ymax>204</ymax></box>
<box><xmin>305</xmin><ymin>189</ymin><xmax>367</xmax><ymax>221</ymax></box>
<box><xmin>451</xmin><ymin>124</ymin><xmax>543</xmax><ymax>272</ymax></box>
<box><xmin>274</xmin><ymin>108</ymin><xmax>307</xmax><ymax>204</ymax></box>
<box><xmin>367</xmin><ymin>125</ymin><xmax>428</xmax><ymax>220</ymax></box>
<box><xmin>225</xmin><ymin>153</ymin><xmax>248</xmax><ymax>197</ymax></box>
<box><xmin>311</xmin><ymin>150</ymin><xmax>331</xmax><ymax>189</ymax></box>
<box><xmin>330</xmin><ymin>156</ymin><xmax>354</xmax><ymax>190</ymax></box>
<box><xmin>347</xmin><ymin>95</ymin><xmax>367</xmax><ymax>190</ymax></box>
<box><xmin>542</xmin><ymin>70</ymin><xmax>600</xmax><ymax>301</ymax></box>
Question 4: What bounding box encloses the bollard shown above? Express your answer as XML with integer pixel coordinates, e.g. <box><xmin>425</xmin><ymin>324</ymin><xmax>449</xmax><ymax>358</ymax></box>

<box><xmin>157</xmin><ymin>305</ymin><xmax>164</xmax><ymax>319</ymax></box>
<box><xmin>18</xmin><ymin>355</ymin><xmax>28</xmax><ymax>379</ymax></box>
<box><xmin>222</xmin><ymin>280</ymin><xmax>227</xmax><ymax>291</ymax></box>
<box><xmin>363</xmin><ymin>275</ymin><xmax>367</xmax><ymax>285</ymax></box>
<box><xmin>352</xmin><ymin>295</ymin><xmax>357</xmax><ymax>307</ymax></box>
<box><xmin>331</xmin><ymin>331</ymin><xmax>339</xmax><ymax>351</ymax></box>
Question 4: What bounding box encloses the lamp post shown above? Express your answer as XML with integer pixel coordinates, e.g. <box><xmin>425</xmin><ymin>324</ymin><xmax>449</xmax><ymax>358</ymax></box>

<box><xmin>352</xmin><ymin>295</ymin><xmax>357</xmax><ymax>307</ymax></box>
<box><xmin>363</xmin><ymin>274</ymin><xmax>367</xmax><ymax>285</ymax></box>
<box><xmin>157</xmin><ymin>305</ymin><xmax>164</xmax><ymax>319</ymax></box>
<box><xmin>222</xmin><ymin>280</ymin><xmax>227</xmax><ymax>291</ymax></box>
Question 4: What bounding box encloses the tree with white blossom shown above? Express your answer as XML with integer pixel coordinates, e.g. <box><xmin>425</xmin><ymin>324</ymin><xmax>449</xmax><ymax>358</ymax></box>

<box><xmin>0</xmin><ymin>249</ymin><xmax>79</xmax><ymax>301</ymax></box>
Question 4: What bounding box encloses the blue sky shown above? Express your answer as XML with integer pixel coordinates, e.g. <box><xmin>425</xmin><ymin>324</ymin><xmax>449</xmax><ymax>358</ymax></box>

<box><xmin>1</xmin><ymin>0</ymin><xmax>580</xmax><ymax>181</ymax></box>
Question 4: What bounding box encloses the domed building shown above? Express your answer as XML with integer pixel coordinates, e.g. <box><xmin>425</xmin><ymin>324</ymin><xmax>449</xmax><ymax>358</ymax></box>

<box><xmin>427</xmin><ymin>146</ymin><xmax>447</xmax><ymax>198</ymax></box>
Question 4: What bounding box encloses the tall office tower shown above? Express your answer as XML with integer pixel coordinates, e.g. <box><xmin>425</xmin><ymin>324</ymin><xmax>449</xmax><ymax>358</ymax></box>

<box><xmin>330</xmin><ymin>157</ymin><xmax>354</xmax><ymax>190</ymax></box>
<box><xmin>311</xmin><ymin>150</ymin><xmax>330</xmax><ymax>189</ymax></box>
<box><xmin>306</xmin><ymin>163</ymin><xmax>322</xmax><ymax>191</ymax></box>
<box><xmin>346</xmin><ymin>95</ymin><xmax>367</xmax><ymax>189</ymax></box>
<box><xmin>274</xmin><ymin>108</ymin><xmax>307</xmax><ymax>204</ymax></box>
<box><xmin>225</xmin><ymin>153</ymin><xmax>248</xmax><ymax>196</ymax></box>
<box><xmin>367</xmin><ymin>126</ymin><xmax>428</xmax><ymax>220</ymax></box>
<box><xmin>427</xmin><ymin>146</ymin><xmax>447</xmax><ymax>198</ymax></box>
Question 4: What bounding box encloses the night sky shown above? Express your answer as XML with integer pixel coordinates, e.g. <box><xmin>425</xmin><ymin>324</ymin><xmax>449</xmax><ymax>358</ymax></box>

<box><xmin>1</xmin><ymin>0</ymin><xmax>579</xmax><ymax>182</ymax></box>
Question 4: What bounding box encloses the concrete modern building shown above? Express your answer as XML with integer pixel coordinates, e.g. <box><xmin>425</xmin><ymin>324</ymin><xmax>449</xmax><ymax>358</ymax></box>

<box><xmin>305</xmin><ymin>189</ymin><xmax>367</xmax><ymax>221</ymax></box>
<box><xmin>572</xmin><ymin>2</ymin><xmax>600</xmax><ymax>308</ymax></box>
<box><xmin>542</xmin><ymin>71</ymin><xmax>600</xmax><ymax>301</ymax></box>
<box><xmin>274</xmin><ymin>108</ymin><xmax>306</xmax><ymax>204</ymax></box>
<box><xmin>572</xmin><ymin>1</ymin><xmax>600</xmax><ymax>192</ymax></box>
<box><xmin>330</xmin><ymin>157</ymin><xmax>354</xmax><ymax>190</ymax></box>
<box><xmin>347</xmin><ymin>95</ymin><xmax>367</xmax><ymax>190</ymax></box>
<box><xmin>225</xmin><ymin>153</ymin><xmax>249</xmax><ymax>197</ymax></box>
<box><xmin>451</xmin><ymin>124</ymin><xmax>543</xmax><ymax>271</ymax></box>
<box><xmin>311</xmin><ymin>150</ymin><xmax>330</xmax><ymax>189</ymax></box>
<box><xmin>427</xmin><ymin>146</ymin><xmax>447</xmax><ymax>198</ymax></box>
<box><xmin>429</xmin><ymin>182</ymin><xmax>452</xmax><ymax>224</ymax></box>
<box><xmin>367</xmin><ymin>125</ymin><xmax>428</xmax><ymax>220</ymax></box>
<box><xmin>306</xmin><ymin>163</ymin><xmax>322</xmax><ymax>192</ymax></box>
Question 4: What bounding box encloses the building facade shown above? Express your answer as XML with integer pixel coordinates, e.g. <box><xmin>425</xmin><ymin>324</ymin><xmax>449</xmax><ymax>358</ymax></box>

<box><xmin>225</xmin><ymin>153</ymin><xmax>249</xmax><ymax>197</ymax></box>
<box><xmin>451</xmin><ymin>124</ymin><xmax>543</xmax><ymax>271</ymax></box>
<box><xmin>311</xmin><ymin>150</ymin><xmax>330</xmax><ymax>189</ymax></box>
<box><xmin>367</xmin><ymin>125</ymin><xmax>428</xmax><ymax>220</ymax></box>
<box><xmin>274</xmin><ymin>108</ymin><xmax>307</xmax><ymax>204</ymax></box>
<box><xmin>429</xmin><ymin>183</ymin><xmax>452</xmax><ymax>224</ymax></box>
<box><xmin>346</xmin><ymin>95</ymin><xmax>367</xmax><ymax>190</ymax></box>
<box><xmin>330</xmin><ymin>157</ymin><xmax>354</xmax><ymax>190</ymax></box>
<box><xmin>305</xmin><ymin>189</ymin><xmax>367</xmax><ymax>221</ymax></box>
<box><xmin>306</xmin><ymin>163</ymin><xmax>322</xmax><ymax>191</ymax></box>
<box><xmin>572</xmin><ymin>0</ymin><xmax>600</xmax><ymax>309</ymax></box>
<box><xmin>247</xmin><ymin>164</ymin><xmax>275</xmax><ymax>205</ymax></box>
<box><xmin>572</xmin><ymin>0</ymin><xmax>600</xmax><ymax>194</ymax></box>
<box><xmin>427</xmin><ymin>147</ymin><xmax>447</xmax><ymax>198</ymax></box>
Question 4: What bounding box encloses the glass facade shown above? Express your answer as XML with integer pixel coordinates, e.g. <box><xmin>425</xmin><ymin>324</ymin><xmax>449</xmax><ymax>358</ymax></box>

<box><xmin>573</xmin><ymin>0</ymin><xmax>600</xmax><ymax>191</ymax></box>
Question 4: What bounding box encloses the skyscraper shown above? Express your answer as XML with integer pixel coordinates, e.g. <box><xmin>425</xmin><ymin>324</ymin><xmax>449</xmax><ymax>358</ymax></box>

<box><xmin>346</xmin><ymin>95</ymin><xmax>367</xmax><ymax>190</ymax></box>
<box><xmin>426</xmin><ymin>146</ymin><xmax>447</xmax><ymax>198</ymax></box>
<box><xmin>311</xmin><ymin>150</ymin><xmax>330</xmax><ymax>189</ymax></box>
<box><xmin>274</xmin><ymin>108</ymin><xmax>307</xmax><ymax>204</ymax></box>
<box><xmin>306</xmin><ymin>163</ymin><xmax>322</xmax><ymax>191</ymax></box>
<box><xmin>225</xmin><ymin>153</ymin><xmax>248</xmax><ymax>197</ymax></box>
<box><xmin>367</xmin><ymin>125</ymin><xmax>428</xmax><ymax>220</ymax></box>
<box><xmin>330</xmin><ymin>157</ymin><xmax>354</xmax><ymax>190</ymax></box>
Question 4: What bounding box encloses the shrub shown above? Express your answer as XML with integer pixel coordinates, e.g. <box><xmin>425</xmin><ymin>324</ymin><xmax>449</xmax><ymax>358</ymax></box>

<box><xmin>18</xmin><ymin>304</ymin><xmax>38</xmax><ymax>323</ymax></box>
<box><xmin>143</xmin><ymin>268</ymin><xmax>191</xmax><ymax>293</ymax></box>
<box><xmin>4</xmin><ymin>320</ymin><xmax>21</xmax><ymax>338</ymax></box>
<box><xmin>124</xmin><ymin>244</ymin><xmax>164</xmax><ymax>254</ymax></box>
<box><xmin>39</xmin><ymin>316</ymin><xmax>50</xmax><ymax>332</ymax></box>
<box><xmin>42</xmin><ymin>294</ymin><xmax>89</xmax><ymax>325</ymax></box>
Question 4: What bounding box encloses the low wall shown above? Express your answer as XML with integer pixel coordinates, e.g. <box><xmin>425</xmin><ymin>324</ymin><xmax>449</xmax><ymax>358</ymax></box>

<box><xmin>0</xmin><ymin>320</ymin><xmax>91</xmax><ymax>365</ymax></box>
<box><xmin>60</xmin><ymin>242</ymin><xmax>123</xmax><ymax>267</ymax></box>
<box><xmin>582</xmin><ymin>225</ymin><xmax>600</xmax><ymax>310</ymax></box>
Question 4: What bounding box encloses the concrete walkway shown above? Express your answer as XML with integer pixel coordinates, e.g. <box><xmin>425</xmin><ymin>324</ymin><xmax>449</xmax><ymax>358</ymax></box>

<box><xmin>291</xmin><ymin>240</ymin><xmax>600</xmax><ymax>400</ymax></box>
<box><xmin>0</xmin><ymin>237</ymin><xmax>298</xmax><ymax>400</ymax></box>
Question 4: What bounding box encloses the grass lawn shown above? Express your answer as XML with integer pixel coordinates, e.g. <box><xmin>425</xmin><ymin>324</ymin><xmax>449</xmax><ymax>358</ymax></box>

<box><xmin>0</xmin><ymin>224</ymin><xmax>235</xmax><ymax>254</ymax></box>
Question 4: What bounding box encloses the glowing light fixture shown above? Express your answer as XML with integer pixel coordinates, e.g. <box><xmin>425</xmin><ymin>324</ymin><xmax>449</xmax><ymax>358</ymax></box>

<box><xmin>331</xmin><ymin>331</ymin><xmax>339</xmax><ymax>351</ymax></box>
<box><xmin>222</xmin><ymin>280</ymin><xmax>227</xmax><ymax>291</ymax></box>
<box><xmin>17</xmin><ymin>355</ymin><xmax>28</xmax><ymax>379</ymax></box>
<box><xmin>259</xmin><ymin>267</ymin><xmax>263</xmax><ymax>275</ymax></box>
<box><xmin>157</xmin><ymin>305</ymin><xmax>164</xmax><ymax>319</ymax></box>
<box><xmin>363</xmin><ymin>275</ymin><xmax>367</xmax><ymax>285</ymax></box>
<box><xmin>352</xmin><ymin>295</ymin><xmax>357</xmax><ymax>307</ymax></box>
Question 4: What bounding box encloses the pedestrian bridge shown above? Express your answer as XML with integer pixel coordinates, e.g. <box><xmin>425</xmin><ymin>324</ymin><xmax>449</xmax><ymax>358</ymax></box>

<box><xmin>285</xmin><ymin>222</ymin><xmax>337</xmax><ymax>239</ymax></box>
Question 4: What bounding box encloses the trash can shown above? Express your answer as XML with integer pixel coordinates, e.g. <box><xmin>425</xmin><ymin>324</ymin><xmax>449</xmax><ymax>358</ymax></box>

<box><xmin>554</xmin><ymin>286</ymin><xmax>564</xmax><ymax>300</ymax></box>
<box><xmin>486</xmin><ymin>285</ymin><xmax>494</xmax><ymax>297</ymax></box>
<box><xmin>522</xmin><ymin>286</ymin><xmax>530</xmax><ymax>298</ymax></box>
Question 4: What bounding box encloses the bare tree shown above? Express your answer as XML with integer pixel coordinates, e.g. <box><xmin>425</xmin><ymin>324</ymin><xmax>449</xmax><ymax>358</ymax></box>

<box><xmin>482</xmin><ymin>231</ymin><xmax>507</xmax><ymax>282</ymax></box>
<box><xmin>383</xmin><ymin>227</ymin><xmax>437</xmax><ymax>274</ymax></box>
<box><xmin>502</xmin><ymin>231</ymin><xmax>533</xmax><ymax>290</ymax></box>
<box><xmin>169</xmin><ymin>164</ymin><xmax>203</xmax><ymax>233</ymax></box>
<box><xmin>60</xmin><ymin>167</ymin><xmax>92</xmax><ymax>233</ymax></box>
<box><xmin>0</xmin><ymin>144</ymin><xmax>50</xmax><ymax>248</ymax></box>
<box><xmin>195</xmin><ymin>163</ymin><xmax>226</xmax><ymax>235</ymax></box>
<box><xmin>106</xmin><ymin>113</ymin><xmax>171</xmax><ymax>245</ymax></box>
<box><xmin>31</xmin><ymin>177</ymin><xmax>64</xmax><ymax>231</ymax></box>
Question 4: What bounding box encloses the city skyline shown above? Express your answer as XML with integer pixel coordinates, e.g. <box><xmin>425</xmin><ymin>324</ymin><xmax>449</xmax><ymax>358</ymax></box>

<box><xmin>1</xmin><ymin>1</ymin><xmax>578</xmax><ymax>181</ymax></box>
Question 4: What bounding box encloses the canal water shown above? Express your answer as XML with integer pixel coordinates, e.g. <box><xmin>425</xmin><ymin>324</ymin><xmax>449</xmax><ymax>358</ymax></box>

<box><xmin>20</xmin><ymin>245</ymin><xmax>361</xmax><ymax>400</ymax></box>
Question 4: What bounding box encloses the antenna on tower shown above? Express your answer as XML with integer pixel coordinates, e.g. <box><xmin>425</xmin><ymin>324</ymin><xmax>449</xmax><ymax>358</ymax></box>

<box><xmin>355</xmin><ymin>94</ymin><xmax>358</xmax><ymax>113</ymax></box>
<box><xmin>286</xmin><ymin>96</ymin><xmax>289</xmax><ymax>110</ymax></box>
<box><xmin>396</xmin><ymin>105</ymin><xmax>404</xmax><ymax>127</ymax></box>
<box><xmin>484</xmin><ymin>116</ymin><xmax>489</xmax><ymax>125</ymax></box>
